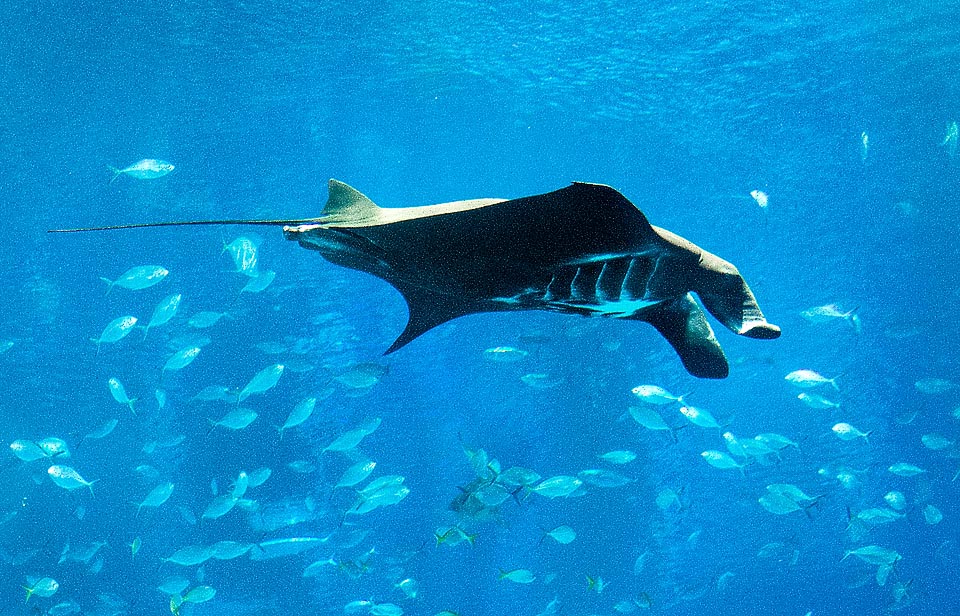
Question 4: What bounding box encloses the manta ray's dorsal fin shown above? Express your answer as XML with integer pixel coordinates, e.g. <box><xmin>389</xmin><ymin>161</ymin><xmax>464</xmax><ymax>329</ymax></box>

<box><xmin>321</xmin><ymin>180</ymin><xmax>381</xmax><ymax>225</ymax></box>
<box><xmin>322</xmin><ymin>179</ymin><xmax>506</xmax><ymax>228</ymax></box>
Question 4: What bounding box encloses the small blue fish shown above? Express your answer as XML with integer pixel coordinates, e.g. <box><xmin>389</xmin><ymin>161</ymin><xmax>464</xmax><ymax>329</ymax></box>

<box><xmin>9</xmin><ymin>439</ymin><xmax>47</xmax><ymax>462</ymax></box>
<box><xmin>107</xmin><ymin>378</ymin><xmax>136</xmax><ymax>414</ymax></box>
<box><xmin>187</xmin><ymin>311</ymin><xmax>229</xmax><ymax>329</ymax></box>
<box><xmin>238</xmin><ymin>364</ymin><xmax>284</xmax><ymax>402</ymax></box>
<box><xmin>83</xmin><ymin>419</ymin><xmax>118</xmax><ymax>441</ymax></box>
<box><xmin>223</xmin><ymin>235</ymin><xmax>261</xmax><ymax>277</ymax></box>
<box><xmin>37</xmin><ymin>437</ymin><xmax>70</xmax><ymax>458</ymax></box>
<box><xmin>543</xmin><ymin>525</ymin><xmax>576</xmax><ymax>545</ymax></box>
<box><xmin>137</xmin><ymin>482</ymin><xmax>174</xmax><ymax>516</ymax></box>
<box><xmin>208</xmin><ymin>408</ymin><xmax>258</xmax><ymax>432</ymax></box>
<box><xmin>100</xmin><ymin>265</ymin><xmax>168</xmax><ymax>293</ymax></box>
<box><xmin>278</xmin><ymin>397</ymin><xmax>317</xmax><ymax>438</ymax></box>
<box><xmin>163</xmin><ymin>347</ymin><xmax>201</xmax><ymax>374</ymax></box>
<box><xmin>701</xmin><ymin>450</ymin><xmax>744</xmax><ymax>472</ymax></box>
<box><xmin>144</xmin><ymin>293</ymin><xmax>182</xmax><ymax>338</ymax></box>
<box><xmin>240</xmin><ymin>270</ymin><xmax>276</xmax><ymax>294</ymax></box>
<box><xmin>109</xmin><ymin>159</ymin><xmax>174</xmax><ymax>183</ymax></box>
<box><xmin>91</xmin><ymin>316</ymin><xmax>138</xmax><ymax>353</ymax></box>
<box><xmin>23</xmin><ymin>577</ymin><xmax>59</xmax><ymax>602</ymax></box>
<box><xmin>47</xmin><ymin>465</ymin><xmax>96</xmax><ymax>494</ymax></box>
<box><xmin>943</xmin><ymin>121</ymin><xmax>957</xmax><ymax>158</ymax></box>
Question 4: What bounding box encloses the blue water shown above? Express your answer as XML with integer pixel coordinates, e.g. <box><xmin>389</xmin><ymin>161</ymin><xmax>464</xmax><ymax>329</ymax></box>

<box><xmin>2</xmin><ymin>1</ymin><xmax>958</xmax><ymax>614</ymax></box>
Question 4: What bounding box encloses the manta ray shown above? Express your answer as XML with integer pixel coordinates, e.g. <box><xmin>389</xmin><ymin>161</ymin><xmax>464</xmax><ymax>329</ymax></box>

<box><xmin>51</xmin><ymin>180</ymin><xmax>780</xmax><ymax>378</ymax></box>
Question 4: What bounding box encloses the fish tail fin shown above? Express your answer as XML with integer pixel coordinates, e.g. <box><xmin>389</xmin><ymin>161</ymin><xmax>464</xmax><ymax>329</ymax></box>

<box><xmin>108</xmin><ymin>166</ymin><xmax>121</xmax><ymax>184</ymax></box>
<box><xmin>205</xmin><ymin>420</ymin><xmax>218</xmax><ymax>438</ymax></box>
<box><xmin>87</xmin><ymin>480</ymin><xmax>98</xmax><ymax>497</ymax></box>
<box><xmin>803</xmin><ymin>497</ymin><xmax>823</xmax><ymax>520</ymax></box>
<box><xmin>99</xmin><ymin>277</ymin><xmax>115</xmax><ymax>294</ymax></box>
<box><xmin>128</xmin><ymin>399</ymin><xmax>137</xmax><ymax>415</ymax></box>
<box><xmin>863</xmin><ymin>430</ymin><xmax>873</xmax><ymax>444</ymax></box>
<box><xmin>843</xmin><ymin>506</ymin><xmax>855</xmax><ymax>531</ymax></box>
<box><xmin>718</xmin><ymin>415</ymin><xmax>735</xmax><ymax>437</ymax></box>
<box><xmin>276</xmin><ymin>426</ymin><xmax>284</xmax><ymax>441</ymax></box>
<box><xmin>23</xmin><ymin>586</ymin><xmax>33</xmax><ymax>603</ymax></box>
<box><xmin>843</xmin><ymin>307</ymin><xmax>861</xmax><ymax>332</ymax></box>
<box><xmin>830</xmin><ymin>378</ymin><xmax>840</xmax><ymax>391</ymax></box>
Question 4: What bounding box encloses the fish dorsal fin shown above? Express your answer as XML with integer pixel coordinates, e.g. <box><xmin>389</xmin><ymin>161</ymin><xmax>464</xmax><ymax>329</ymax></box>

<box><xmin>321</xmin><ymin>179</ymin><xmax>381</xmax><ymax>225</ymax></box>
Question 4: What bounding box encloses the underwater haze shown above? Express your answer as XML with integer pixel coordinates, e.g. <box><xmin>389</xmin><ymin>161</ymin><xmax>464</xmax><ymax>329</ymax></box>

<box><xmin>3</xmin><ymin>1</ymin><xmax>959</xmax><ymax>615</ymax></box>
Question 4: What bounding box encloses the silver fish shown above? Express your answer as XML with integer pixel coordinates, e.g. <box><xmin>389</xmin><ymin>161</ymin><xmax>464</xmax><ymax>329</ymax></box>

<box><xmin>109</xmin><ymin>159</ymin><xmax>174</xmax><ymax>183</ymax></box>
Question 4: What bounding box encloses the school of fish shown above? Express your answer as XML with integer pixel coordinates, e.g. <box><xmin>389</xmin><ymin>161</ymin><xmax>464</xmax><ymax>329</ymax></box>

<box><xmin>6</xmin><ymin>137</ymin><xmax>960</xmax><ymax>616</ymax></box>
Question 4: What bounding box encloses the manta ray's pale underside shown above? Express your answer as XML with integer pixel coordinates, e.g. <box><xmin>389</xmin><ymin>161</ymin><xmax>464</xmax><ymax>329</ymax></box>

<box><xmin>51</xmin><ymin>180</ymin><xmax>781</xmax><ymax>378</ymax></box>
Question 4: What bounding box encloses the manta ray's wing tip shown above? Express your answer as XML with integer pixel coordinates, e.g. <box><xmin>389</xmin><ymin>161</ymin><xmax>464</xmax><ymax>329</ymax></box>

<box><xmin>694</xmin><ymin>362</ymin><xmax>729</xmax><ymax>380</ymax></box>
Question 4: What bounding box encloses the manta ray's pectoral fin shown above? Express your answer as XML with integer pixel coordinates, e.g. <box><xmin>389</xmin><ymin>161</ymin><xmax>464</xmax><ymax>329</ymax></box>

<box><xmin>385</xmin><ymin>286</ymin><xmax>475</xmax><ymax>355</ymax></box>
<box><xmin>646</xmin><ymin>293</ymin><xmax>729</xmax><ymax>379</ymax></box>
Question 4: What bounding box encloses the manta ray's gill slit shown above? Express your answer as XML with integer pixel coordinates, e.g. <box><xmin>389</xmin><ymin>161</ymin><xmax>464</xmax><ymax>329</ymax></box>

<box><xmin>621</xmin><ymin>257</ymin><xmax>654</xmax><ymax>300</ymax></box>
<box><xmin>570</xmin><ymin>263</ymin><xmax>605</xmax><ymax>303</ymax></box>
<box><xmin>593</xmin><ymin>261</ymin><xmax>609</xmax><ymax>303</ymax></box>
<box><xmin>543</xmin><ymin>275</ymin><xmax>558</xmax><ymax>301</ymax></box>
<box><xmin>568</xmin><ymin>268</ymin><xmax>586</xmax><ymax>301</ymax></box>
<box><xmin>544</xmin><ymin>269</ymin><xmax>575</xmax><ymax>302</ymax></box>
<box><xmin>596</xmin><ymin>258</ymin><xmax>631</xmax><ymax>302</ymax></box>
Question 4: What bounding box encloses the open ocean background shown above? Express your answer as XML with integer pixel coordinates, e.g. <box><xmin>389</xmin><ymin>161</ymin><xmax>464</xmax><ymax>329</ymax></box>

<box><xmin>2</xmin><ymin>1</ymin><xmax>959</xmax><ymax>614</ymax></box>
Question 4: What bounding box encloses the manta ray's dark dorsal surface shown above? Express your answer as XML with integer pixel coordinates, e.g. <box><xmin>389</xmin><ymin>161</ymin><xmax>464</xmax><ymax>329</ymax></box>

<box><xmin>284</xmin><ymin>180</ymin><xmax>780</xmax><ymax>378</ymax></box>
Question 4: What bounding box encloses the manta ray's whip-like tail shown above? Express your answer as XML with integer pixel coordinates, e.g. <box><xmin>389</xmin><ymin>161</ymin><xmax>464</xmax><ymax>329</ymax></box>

<box><xmin>48</xmin><ymin>218</ymin><xmax>317</xmax><ymax>234</ymax></box>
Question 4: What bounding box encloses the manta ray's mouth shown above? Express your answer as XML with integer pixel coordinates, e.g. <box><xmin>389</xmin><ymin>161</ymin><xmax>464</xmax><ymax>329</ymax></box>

<box><xmin>283</xmin><ymin>224</ymin><xmax>389</xmax><ymax>271</ymax></box>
